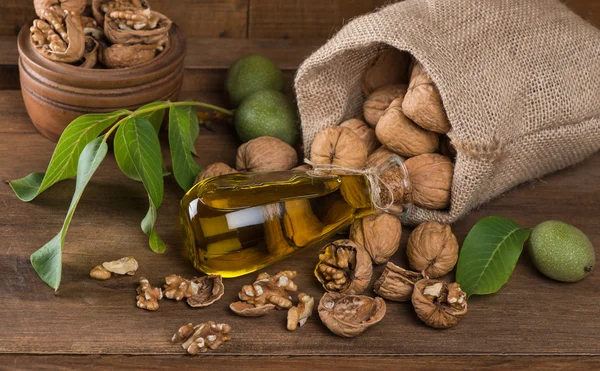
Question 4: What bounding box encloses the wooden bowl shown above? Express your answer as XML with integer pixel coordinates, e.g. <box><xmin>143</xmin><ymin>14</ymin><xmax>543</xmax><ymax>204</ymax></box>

<box><xmin>17</xmin><ymin>24</ymin><xmax>186</xmax><ymax>141</ymax></box>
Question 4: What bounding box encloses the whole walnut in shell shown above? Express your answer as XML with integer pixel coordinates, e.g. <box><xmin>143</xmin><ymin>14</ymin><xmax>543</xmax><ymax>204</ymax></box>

<box><xmin>402</xmin><ymin>61</ymin><xmax>451</xmax><ymax>134</ymax></box>
<box><xmin>376</xmin><ymin>98</ymin><xmax>439</xmax><ymax>157</ymax></box>
<box><xmin>236</xmin><ymin>136</ymin><xmax>298</xmax><ymax>172</ymax></box>
<box><xmin>310</xmin><ymin>127</ymin><xmax>367</xmax><ymax>170</ymax></box>
<box><xmin>339</xmin><ymin>119</ymin><xmax>379</xmax><ymax>155</ymax></box>
<box><xmin>406</xmin><ymin>221</ymin><xmax>458</xmax><ymax>278</ymax></box>
<box><xmin>195</xmin><ymin>162</ymin><xmax>237</xmax><ymax>184</ymax></box>
<box><xmin>363</xmin><ymin>84</ymin><xmax>407</xmax><ymax>127</ymax></box>
<box><xmin>362</xmin><ymin>49</ymin><xmax>411</xmax><ymax>95</ymax></box>
<box><xmin>350</xmin><ymin>213</ymin><xmax>402</xmax><ymax>264</ymax></box>
<box><xmin>373</xmin><ymin>262</ymin><xmax>423</xmax><ymax>302</ymax></box>
<box><xmin>412</xmin><ymin>279</ymin><xmax>467</xmax><ymax>329</ymax></box>
<box><xmin>100</xmin><ymin>43</ymin><xmax>162</xmax><ymax>68</ymax></box>
<box><xmin>318</xmin><ymin>292</ymin><xmax>386</xmax><ymax>338</ymax></box>
<box><xmin>405</xmin><ymin>153</ymin><xmax>453</xmax><ymax>209</ymax></box>
<box><xmin>315</xmin><ymin>239</ymin><xmax>372</xmax><ymax>295</ymax></box>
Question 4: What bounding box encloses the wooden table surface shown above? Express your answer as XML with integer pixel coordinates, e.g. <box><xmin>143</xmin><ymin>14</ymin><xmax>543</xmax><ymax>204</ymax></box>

<box><xmin>0</xmin><ymin>88</ymin><xmax>599</xmax><ymax>370</ymax></box>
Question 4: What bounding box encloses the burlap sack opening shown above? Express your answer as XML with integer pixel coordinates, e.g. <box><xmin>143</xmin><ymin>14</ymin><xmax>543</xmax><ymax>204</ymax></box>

<box><xmin>295</xmin><ymin>0</ymin><xmax>600</xmax><ymax>225</ymax></box>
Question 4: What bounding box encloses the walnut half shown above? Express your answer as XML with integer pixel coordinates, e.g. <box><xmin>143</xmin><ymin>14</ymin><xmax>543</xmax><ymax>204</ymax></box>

<box><xmin>373</xmin><ymin>262</ymin><xmax>423</xmax><ymax>302</ymax></box>
<box><xmin>318</xmin><ymin>292</ymin><xmax>386</xmax><ymax>338</ymax></box>
<box><xmin>315</xmin><ymin>239</ymin><xmax>372</xmax><ymax>295</ymax></box>
<box><xmin>412</xmin><ymin>279</ymin><xmax>467</xmax><ymax>329</ymax></box>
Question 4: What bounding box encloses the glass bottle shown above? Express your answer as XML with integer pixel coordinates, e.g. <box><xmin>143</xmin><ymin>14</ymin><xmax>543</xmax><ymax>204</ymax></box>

<box><xmin>179</xmin><ymin>155</ymin><xmax>411</xmax><ymax>278</ymax></box>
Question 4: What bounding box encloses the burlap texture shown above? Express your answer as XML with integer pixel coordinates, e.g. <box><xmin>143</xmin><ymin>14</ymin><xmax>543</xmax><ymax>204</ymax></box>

<box><xmin>295</xmin><ymin>0</ymin><xmax>600</xmax><ymax>225</ymax></box>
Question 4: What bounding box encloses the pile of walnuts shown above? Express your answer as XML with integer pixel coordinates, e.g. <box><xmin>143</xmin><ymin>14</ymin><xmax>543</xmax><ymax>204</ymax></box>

<box><xmin>309</xmin><ymin>50</ymin><xmax>456</xmax><ymax>211</ymax></box>
<box><xmin>30</xmin><ymin>0</ymin><xmax>172</xmax><ymax>68</ymax></box>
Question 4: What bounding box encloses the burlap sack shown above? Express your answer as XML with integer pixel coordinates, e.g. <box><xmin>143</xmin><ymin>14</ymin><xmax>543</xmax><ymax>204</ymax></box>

<box><xmin>295</xmin><ymin>0</ymin><xmax>600</xmax><ymax>225</ymax></box>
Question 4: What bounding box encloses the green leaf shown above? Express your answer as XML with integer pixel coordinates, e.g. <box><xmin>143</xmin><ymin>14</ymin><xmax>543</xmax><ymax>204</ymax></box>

<box><xmin>9</xmin><ymin>111</ymin><xmax>128</xmax><ymax>202</ymax></box>
<box><xmin>135</xmin><ymin>101</ymin><xmax>167</xmax><ymax>133</ymax></box>
<box><xmin>114</xmin><ymin>117</ymin><xmax>165</xmax><ymax>252</ymax></box>
<box><xmin>456</xmin><ymin>216</ymin><xmax>531</xmax><ymax>297</ymax></box>
<box><xmin>169</xmin><ymin>105</ymin><xmax>201</xmax><ymax>190</ymax></box>
<box><xmin>31</xmin><ymin>137</ymin><xmax>108</xmax><ymax>290</ymax></box>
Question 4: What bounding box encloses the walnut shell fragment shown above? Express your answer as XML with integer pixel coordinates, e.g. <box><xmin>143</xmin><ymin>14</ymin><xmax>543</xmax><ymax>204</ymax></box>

<box><xmin>236</xmin><ymin>136</ymin><xmax>298</xmax><ymax>172</ymax></box>
<box><xmin>287</xmin><ymin>292</ymin><xmax>315</xmax><ymax>331</ymax></box>
<box><xmin>412</xmin><ymin>279</ymin><xmax>467</xmax><ymax>329</ymax></box>
<box><xmin>80</xmin><ymin>36</ymin><xmax>99</xmax><ymax>68</ymax></box>
<box><xmin>373</xmin><ymin>262</ymin><xmax>423</xmax><ymax>302</ymax></box>
<box><xmin>405</xmin><ymin>153</ymin><xmax>453</xmax><ymax>210</ymax></box>
<box><xmin>136</xmin><ymin>277</ymin><xmax>163</xmax><ymax>311</ymax></box>
<box><xmin>309</xmin><ymin>127</ymin><xmax>368</xmax><ymax>170</ymax></box>
<box><xmin>318</xmin><ymin>292</ymin><xmax>386</xmax><ymax>338</ymax></box>
<box><xmin>230</xmin><ymin>271</ymin><xmax>297</xmax><ymax>317</ymax></box>
<box><xmin>362</xmin><ymin>49</ymin><xmax>410</xmax><ymax>95</ymax></box>
<box><xmin>363</xmin><ymin>84</ymin><xmax>407</xmax><ymax>127</ymax></box>
<box><xmin>187</xmin><ymin>275</ymin><xmax>225</xmax><ymax>308</ymax></box>
<box><xmin>406</xmin><ymin>222</ymin><xmax>459</xmax><ymax>278</ymax></box>
<box><xmin>195</xmin><ymin>162</ymin><xmax>237</xmax><ymax>184</ymax></box>
<box><xmin>350</xmin><ymin>213</ymin><xmax>402</xmax><ymax>264</ymax></box>
<box><xmin>403</xmin><ymin>61</ymin><xmax>451</xmax><ymax>134</ymax></box>
<box><xmin>172</xmin><ymin>321</ymin><xmax>231</xmax><ymax>355</ymax></box>
<box><xmin>100</xmin><ymin>42</ymin><xmax>161</xmax><ymax>68</ymax></box>
<box><xmin>104</xmin><ymin>8</ymin><xmax>171</xmax><ymax>46</ymax></box>
<box><xmin>339</xmin><ymin>118</ymin><xmax>380</xmax><ymax>155</ymax></box>
<box><xmin>376</xmin><ymin>97</ymin><xmax>439</xmax><ymax>157</ymax></box>
<box><xmin>315</xmin><ymin>239</ymin><xmax>372</xmax><ymax>295</ymax></box>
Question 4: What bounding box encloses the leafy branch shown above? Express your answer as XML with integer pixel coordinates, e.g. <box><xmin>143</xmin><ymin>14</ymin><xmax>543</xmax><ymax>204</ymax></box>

<box><xmin>10</xmin><ymin>101</ymin><xmax>233</xmax><ymax>290</ymax></box>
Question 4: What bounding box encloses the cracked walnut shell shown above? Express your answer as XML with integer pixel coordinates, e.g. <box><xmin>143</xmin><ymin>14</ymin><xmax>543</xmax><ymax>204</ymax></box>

<box><xmin>236</xmin><ymin>136</ymin><xmax>298</xmax><ymax>172</ymax></box>
<box><xmin>186</xmin><ymin>275</ymin><xmax>225</xmax><ymax>308</ymax></box>
<box><xmin>375</xmin><ymin>98</ymin><xmax>439</xmax><ymax>157</ymax></box>
<box><xmin>361</xmin><ymin>49</ymin><xmax>410</xmax><ymax>95</ymax></box>
<box><xmin>315</xmin><ymin>239</ymin><xmax>372</xmax><ymax>295</ymax></box>
<box><xmin>339</xmin><ymin>118</ymin><xmax>380</xmax><ymax>155</ymax></box>
<box><xmin>407</xmin><ymin>222</ymin><xmax>458</xmax><ymax>278</ymax></box>
<box><xmin>309</xmin><ymin>127</ymin><xmax>368</xmax><ymax>170</ymax></box>
<box><xmin>402</xmin><ymin>61</ymin><xmax>451</xmax><ymax>134</ymax></box>
<box><xmin>412</xmin><ymin>279</ymin><xmax>467</xmax><ymax>329</ymax></box>
<box><xmin>373</xmin><ymin>262</ymin><xmax>423</xmax><ymax>302</ymax></box>
<box><xmin>350</xmin><ymin>213</ymin><xmax>402</xmax><ymax>264</ymax></box>
<box><xmin>318</xmin><ymin>292</ymin><xmax>386</xmax><ymax>338</ymax></box>
<box><xmin>230</xmin><ymin>271</ymin><xmax>297</xmax><ymax>317</ymax></box>
<box><xmin>92</xmin><ymin>0</ymin><xmax>150</xmax><ymax>25</ymax></box>
<box><xmin>363</xmin><ymin>84</ymin><xmax>407</xmax><ymax>127</ymax></box>
<box><xmin>404</xmin><ymin>153</ymin><xmax>453</xmax><ymax>210</ymax></box>
<box><xmin>172</xmin><ymin>321</ymin><xmax>231</xmax><ymax>355</ymax></box>
<box><xmin>195</xmin><ymin>162</ymin><xmax>237</xmax><ymax>184</ymax></box>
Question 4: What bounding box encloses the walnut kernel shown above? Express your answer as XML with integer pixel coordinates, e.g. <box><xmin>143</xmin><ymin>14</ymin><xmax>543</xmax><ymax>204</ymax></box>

<box><xmin>230</xmin><ymin>270</ymin><xmax>297</xmax><ymax>317</ymax></box>
<box><xmin>172</xmin><ymin>321</ymin><xmax>231</xmax><ymax>355</ymax></box>
<box><xmin>287</xmin><ymin>292</ymin><xmax>315</xmax><ymax>331</ymax></box>
<box><xmin>136</xmin><ymin>277</ymin><xmax>163</xmax><ymax>311</ymax></box>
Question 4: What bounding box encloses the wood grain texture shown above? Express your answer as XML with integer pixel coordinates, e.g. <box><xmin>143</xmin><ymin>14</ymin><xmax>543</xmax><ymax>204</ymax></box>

<box><xmin>3</xmin><ymin>355</ymin><xmax>600</xmax><ymax>370</ymax></box>
<box><xmin>0</xmin><ymin>89</ymin><xmax>599</xmax><ymax>358</ymax></box>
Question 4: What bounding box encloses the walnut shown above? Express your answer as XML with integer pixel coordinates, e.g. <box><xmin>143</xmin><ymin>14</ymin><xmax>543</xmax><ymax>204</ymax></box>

<box><xmin>100</xmin><ymin>42</ymin><xmax>162</xmax><ymax>68</ymax></box>
<box><xmin>30</xmin><ymin>12</ymin><xmax>86</xmax><ymax>63</ymax></box>
<box><xmin>373</xmin><ymin>262</ymin><xmax>423</xmax><ymax>302</ymax></box>
<box><xmin>365</xmin><ymin>146</ymin><xmax>401</xmax><ymax>168</ymax></box>
<box><xmin>407</xmin><ymin>221</ymin><xmax>459</xmax><ymax>278</ymax></box>
<box><xmin>104</xmin><ymin>8</ymin><xmax>171</xmax><ymax>46</ymax></box>
<box><xmin>172</xmin><ymin>321</ymin><xmax>231</xmax><ymax>355</ymax></box>
<box><xmin>136</xmin><ymin>277</ymin><xmax>163</xmax><ymax>311</ymax></box>
<box><xmin>186</xmin><ymin>275</ymin><xmax>225</xmax><ymax>308</ymax></box>
<box><xmin>350</xmin><ymin>213</ymin><xmax>402</xmax><ymax>264</ymax></box>
<box><xmin>361</xmin><ymin>49</ymin><xmax>411</xmax><ymax>95</ymax></box>
<box><xmin>195</xmin><ymin>162</ymin><xmax>237</xmax><ymax>184</ymax></box>
<box><xmin>236</xmin><ymin>136</ymin><xmax>298</xmax><ymax>172</ymax></box>
<box><xmin>363</xmin><ymin>84</ymin><xmax>407</xmax><ymax>127</ymax></box>
<box><xmin>404</xmin><ymin>153</ymin><xmax>453</xmax><ymax>209</ymax></box>
<box><xmin>339</xmin><ymin>118</ymin><xmax>380</xmax><ymax>155</ymax></box>
<box><xmin>90</xmin><ymin>256</ymin><xmax>139</xmax><ymax>279</ymax></box>
<box><xmin>375</xmin><ymin>98</ymin><xmax>439</xmax><ymax>157</ymax></box>
<box><xmin>34</xmin><ymin>0</ymin><xmax>86</xmax><ymax>18</ymax></box>
<box><xmin>412</xmin><ymin>279</ymin><xmax>467</xmax><ymax>329</ymax></box>
<box><xmin>92</xmin><ymin>0</ymin><xmax>150</xmax><ymax>25</ymax></box>
<box><xmin>309</xmin><ymin>127</ymin><xmax>367</xmax><ymax>170</ymax></box>
<box><xmin>318</xmin><ymin>292</ymin><xmax>386</xmax><ymax>338</ymax></box>
<box><xmin>402</xmin><ymin>61</ymin><xmax>451</xmax><ymax>134</ymax></box>
<box><xmin>230</xmin><ymin>271</ymin><xmax>297</xmax><ymax>317</ymax></box>
<box><xmin>163</xmin><ymin>274</ymin><xmax>199</xmax><ymax>301</ymax></box>
<box><xmin>287</xmin><ymin>292</ymin><xmax>315</xmax><ymax>331</ymax></box>
<box><xmin>315</xmin><ymin>239</ymin><xmax>372</xmax><ymax>295</ymax></box>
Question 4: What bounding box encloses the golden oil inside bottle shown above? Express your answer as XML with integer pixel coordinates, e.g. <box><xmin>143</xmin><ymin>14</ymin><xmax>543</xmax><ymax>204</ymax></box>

<box><xmin>179</xmin><ymin>171</ymin><xmax>375</xmax><ymax>277</ymax></box>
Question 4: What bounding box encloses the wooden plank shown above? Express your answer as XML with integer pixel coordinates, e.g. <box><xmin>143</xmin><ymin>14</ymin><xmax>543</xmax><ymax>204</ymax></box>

<box><xmin>0</xmin><ymin>0</ymin><xmax>248</xmax><ymax>38</ymax></box>
<box><xmin>0</xmin><ymin>90</ymin><xmax>599</xmax><ymax>356</ymax></box>
<box><xmin>3</xmin><ymin>355</ymin><xmax>600</xmax><ymax>370</ymax></box>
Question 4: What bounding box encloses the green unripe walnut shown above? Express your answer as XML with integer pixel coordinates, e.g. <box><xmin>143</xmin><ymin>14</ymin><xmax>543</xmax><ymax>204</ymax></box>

<box><xmin>225</xmin><ymin>54</ymin><xmax>284</xmax><ymax>107</ymax></box>
<box><xmin>528</xmin><ymin>220</ymin><xmax>595</xmax><ymax>282</ymax></box>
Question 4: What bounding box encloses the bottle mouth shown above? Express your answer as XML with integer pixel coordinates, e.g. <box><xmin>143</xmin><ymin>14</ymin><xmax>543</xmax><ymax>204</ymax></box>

<box><xmin>372</xmin><ymin>154</ymin><xmax>412</xmax><ymax>218</ymax></box>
